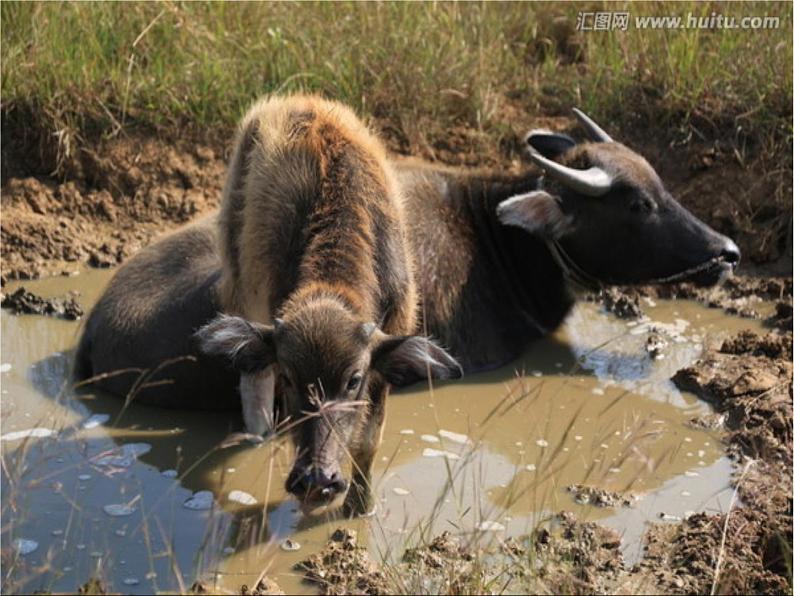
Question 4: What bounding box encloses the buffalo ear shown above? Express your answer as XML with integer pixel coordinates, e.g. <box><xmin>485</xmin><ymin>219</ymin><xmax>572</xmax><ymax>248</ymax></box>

<box><xmin>371</xmin><ymin>335</ymin><xmax>463</xmax><ymax>388</ymax></box>
<box><xmin>525</xmin><ymin>131</ymin><xmax>576</xmax><ymax>160</ymax></box>
<box><xmin>496</xmin><ymin>190</ymin><xmax>573</xmax><ymax>240</ymax></box>
<box><xmin>194</xmin><ymin>314</ymin><xmax>275</xmax><ymax>373</ymax></box>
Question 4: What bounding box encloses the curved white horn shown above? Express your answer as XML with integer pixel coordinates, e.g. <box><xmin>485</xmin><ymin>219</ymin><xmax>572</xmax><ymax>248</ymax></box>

<box><xmin>527</xmin><ymin>147</ymin><xmax>612</xmax><ymax>197</ymax></box>
<box><xmin>572</xmin><ymin>108</ymin><xmax>614</xmax><ymax>143</ymax></box>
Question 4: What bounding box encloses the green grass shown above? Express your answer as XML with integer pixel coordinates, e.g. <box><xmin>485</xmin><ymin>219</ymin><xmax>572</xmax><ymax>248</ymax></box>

<box><xmin>2</xmin><ymin>1</ymin><xmax>791</xmax><ymax>152</ymax></box>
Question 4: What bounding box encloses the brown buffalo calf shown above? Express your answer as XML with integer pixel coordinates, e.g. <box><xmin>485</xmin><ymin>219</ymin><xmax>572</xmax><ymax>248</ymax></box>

<box><xmin>196</xmin><ymin>96</ymin><xmax>461</xmax><ymax>515</ymax></box>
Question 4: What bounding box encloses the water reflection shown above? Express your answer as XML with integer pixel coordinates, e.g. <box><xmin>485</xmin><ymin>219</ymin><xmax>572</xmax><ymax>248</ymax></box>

<box><xmin>1</xmin><ymin>268</ymin><xmax>766</xmax><ymax>593</ymax></box>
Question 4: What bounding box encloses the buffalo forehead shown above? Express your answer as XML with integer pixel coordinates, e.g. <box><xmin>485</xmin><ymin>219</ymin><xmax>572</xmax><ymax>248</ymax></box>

<box><xmin>565</xmin><ymin>143</ymin><xmax>662</xmax><ymax>192</ymax></box>
<box><xmin>277</xmin><ymin>315</ymin><xmax>367</xmax><ymax>388</ymax></box>
<box><xmin>591</xmin><ymin>143</ymin><xmax>662</xmax><ymax>190</ymax></box>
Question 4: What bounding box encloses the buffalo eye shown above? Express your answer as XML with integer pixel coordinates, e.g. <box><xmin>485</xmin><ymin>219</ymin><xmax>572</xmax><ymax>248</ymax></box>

<box><xmin>630</xmin><ymin>197</ymin><xmax>656</xmax><ymax>214</ymax></box>
<box><xmin>279</xmin><ymin>372</ymin><xmax>293</xmax><ymax>390</ymax></box>
<box><xmin>346</xmin><ymin>373</ymin><xmax>363</xmax><ymax>392</ymax></box>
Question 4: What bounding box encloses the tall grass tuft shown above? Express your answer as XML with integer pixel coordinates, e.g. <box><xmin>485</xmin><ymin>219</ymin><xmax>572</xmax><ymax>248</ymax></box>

<box><xmin>2</xmin><ymin>1</ymin><xmax>791</xmax><ymax>152</ymax></box>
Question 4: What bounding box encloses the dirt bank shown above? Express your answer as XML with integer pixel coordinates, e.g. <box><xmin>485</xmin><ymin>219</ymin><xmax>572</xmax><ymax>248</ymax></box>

<box><xmin>588</xmin><ymin>276</ymin><xmax>794</xmax><ymax>330</ymax></box>
<box><xmin>638</xmin><ymin>328</ymin><xmax>793</xmax><ymax>594</ymax></box>
<box><xmin>1</xmin><ymin>134</ymin><xmax>225</xmax><ymax>283</ymax></box>
<box><xmin>2</xmin><ymin>99</ymin><xmax>791</xmax><ymax>284</ymax></box>
<box><xmin>1</xmin><ymin>286</ymin><xmax>83</xmax><ymax>319</ymax></box>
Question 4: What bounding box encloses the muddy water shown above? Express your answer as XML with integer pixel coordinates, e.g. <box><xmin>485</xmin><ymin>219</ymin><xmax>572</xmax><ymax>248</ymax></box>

<box><xmin>1</xmin><ymin>269</ymin><xmax>771</xmax><ymax>594</ymax></box>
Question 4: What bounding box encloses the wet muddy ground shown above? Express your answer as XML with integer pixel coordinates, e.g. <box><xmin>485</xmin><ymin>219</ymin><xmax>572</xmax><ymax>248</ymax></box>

<box><xmin>1</xmin><ymin>265</ymin><xmax>790</xmax><ymax>594</ymax></box>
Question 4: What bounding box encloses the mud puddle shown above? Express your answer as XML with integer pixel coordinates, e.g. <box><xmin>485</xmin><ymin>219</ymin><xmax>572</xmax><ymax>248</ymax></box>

<box><xmin>0</xmin><ymin>269</ymin><xmax>772</xmax><ymax>594</ymax></box>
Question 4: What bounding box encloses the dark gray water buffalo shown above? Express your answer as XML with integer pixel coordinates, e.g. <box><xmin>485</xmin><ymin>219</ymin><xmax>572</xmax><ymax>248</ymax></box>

<box><xmin>75</xmin><ymin>107</ymin><xmax>738</xmax><ymax>445</ymax></box>
<box><xmin>402</xmin><ymin>110</ymin><xmax>739</xmax><ymax>371</ymax></box>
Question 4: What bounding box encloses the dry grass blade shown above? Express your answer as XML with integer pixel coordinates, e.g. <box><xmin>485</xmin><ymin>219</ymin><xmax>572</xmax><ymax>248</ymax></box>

<box><xmin>711</xmin><ymin>458</ymin><xmax>757</xmax><ymax>595</ymax></box>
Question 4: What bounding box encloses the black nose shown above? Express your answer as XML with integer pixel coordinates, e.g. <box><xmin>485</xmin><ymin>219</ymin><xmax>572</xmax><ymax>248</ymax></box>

<box><xmin>720</xmin><ymin>238</ymin><xmax>741</xmax><ymax>266</ymax></box>
<box><xmin>286</xmin><ymin>467</ymin><xmax>347</xmax><ymax>503</ymax></box>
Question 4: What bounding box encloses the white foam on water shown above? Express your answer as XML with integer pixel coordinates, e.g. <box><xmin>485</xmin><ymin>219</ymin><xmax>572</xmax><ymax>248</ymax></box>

<box><xmin>161</xmin><ymin>469</ymin><xmax>178</xmax><ymax>478</ymax></box>
<box><xmin>476</xmin><ymin>521</ymin><xmax>505</xmax><ymax>532</ymax></box>
<box><xmin>535</xmin><ymin>439</ymin><xmax>549</xmax><ymax>447</ymax></box>
<box><xmin>438</xmin><ymin>429</ymin><xmax>471</xmax><ymax>445</ymax></box>
<box><xmin>392</xmin><ymin>487</ymin><xmax>410</xmax><ymax>496</ymax></box>
<box><xmin>422</xmin><ymin>448</ymin><xmax>460</xmax><ymax>460</ymax></box>
<box><xmin>420</xmin><ymin>434</ymin><xmax>439</xmax><ymax>444</ymax></box>
<box><xmin>228</xmin><ymin>490</ymin><xmax>257</xmax><ymax>505</ymax></box>
<box><xmin>122</xmin><ymin>578</ymin><xmax>140</xmax><ymax>586</ymax></box>
<box><xmin>13</xmin><ymin>539</ymin><xmax>38</xmax><ymax>555</ymax></box>
<box><xmin>183</xmin><ymin>490</ymin><xmax>214</xmax><ymax>510</ymax></box>
<box><xmin>399</xmin><ymin>429</ymin><xmax>414</xmax><ymax>435</ymax></box>
<box><xmin>103</xmin><ymin>504</ymin><xmax>136</xmax><ymax>517</ymax></box>
<box><xmin>82</xmin><ymin>414</ymin><xmax>110</xmax><ymax>429</ymax></box>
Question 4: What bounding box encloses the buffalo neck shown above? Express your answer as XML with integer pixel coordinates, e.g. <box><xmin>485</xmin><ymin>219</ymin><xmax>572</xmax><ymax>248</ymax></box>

<box><xmin>450</xmin><ymin>170</ymin><xmax>575</xmax><ymax>371</ymax></box>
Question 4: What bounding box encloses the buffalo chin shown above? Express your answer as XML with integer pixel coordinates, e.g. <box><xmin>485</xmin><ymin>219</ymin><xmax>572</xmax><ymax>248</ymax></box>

<box><xmin>684</xmin><ymin>257</ymin><xmax>735</xmax><ymax>287</ymax></box>
<box><xmin>297</xmin><ymin>492</ymin><xmax>347</xmax><ymax>516</ymax></box>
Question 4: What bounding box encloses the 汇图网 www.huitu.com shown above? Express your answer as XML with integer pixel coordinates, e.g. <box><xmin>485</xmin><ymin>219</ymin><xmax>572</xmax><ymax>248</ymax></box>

<box><xmin>577</xmin><ymin>12</ymin><xmax>782</xmax><ymax>31</ymax></box>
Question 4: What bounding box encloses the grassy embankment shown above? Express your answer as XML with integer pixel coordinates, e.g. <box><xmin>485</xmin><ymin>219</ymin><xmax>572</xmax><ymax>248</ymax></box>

<box><xmin>2</xmin><ymin>1</ymin><xmax>791</xmax><ymax>159</ymax></box>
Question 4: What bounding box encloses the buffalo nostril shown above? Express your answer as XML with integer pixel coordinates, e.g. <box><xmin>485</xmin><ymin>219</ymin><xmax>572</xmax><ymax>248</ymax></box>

<box><xmin>720</xmin><ymin>239</ymin><xmax>741</xmax><ymax>266</ymax></box>
<box><xmin>301</xmin><ymin>470</ymin><xmax>346</xmax><ymax>502</ymax></box>
<box><xmin>286</xmin><ymin>469</ymin><xmax>311</xmax><ymax>497</ymax></box>
<box><xmin>328</xmin><ymin>472</ymin><xmax>348</xmax><ymax>495</ymax></box>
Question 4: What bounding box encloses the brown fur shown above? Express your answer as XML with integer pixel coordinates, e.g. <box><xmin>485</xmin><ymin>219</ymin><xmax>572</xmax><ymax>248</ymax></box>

<box><xmin>219</xmin><ymin>94</ymin><xmax>416</xmax><ymax>333</ymax></box>
<box><xmin>210</xmin><ymin>95</ymin><xmax>455</xmax><ymax>515</ymax></box>
<box><xmin>563</xmin><ymin>142</ymin><xmax>663</xmax><ymax>191</ymax></box>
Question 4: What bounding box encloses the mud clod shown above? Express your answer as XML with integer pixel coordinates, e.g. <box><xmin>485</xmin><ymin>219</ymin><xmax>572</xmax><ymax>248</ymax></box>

<box><xmin>1</xmin><ymin>286</ymin><xmax>83</xmax><ymax>319</ymax></box>
<box><xmin>720</xmin><ymin>329</ymin><xmax>792</xmax><ymax>360</ymax></box>
<box><xmin>76</xmin><ymin>578</ymin><xmax>108</xmax><ymax>594</ymax></box>
<box><xmin>297</xmin><ymin>528</ymin><xmax>387</xmax><ymax>595</ymax></box>
<box><xmin>767</xmin><ymin>300</ymin><xmax>793</xmax><ymax>330</ymax></box>
<box><xmin>566</xmin><ymin>485</ymin><xmax>638</xmax><ymax>508</ymax></box>
<box><xmin>403</xmin><ymin>530</ymin><xmax>474</xmax><ymax>569</ymax></box>
<box><xmin>593</xmin><ymin>288</ymin><xmax>644</xmax><ymax>319</ymax></box>
<box><xmin>534</xmin><ymin>511</ymin><xmax>624</xmax><ymax>594</ymax></box>
<box><xmin>644</xmin><ymin>330</ymin><xmax>668</xmax><ymax>360</ymax></box>
<box><xmin>685</xmin><ymin>412</ymin><xmax>727</xmax><ymax>431</ymax></box>
<box><xmin>239</xmin><ymin>577</ymin><xmax>284</xmax><ymax>595</ymax></box>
